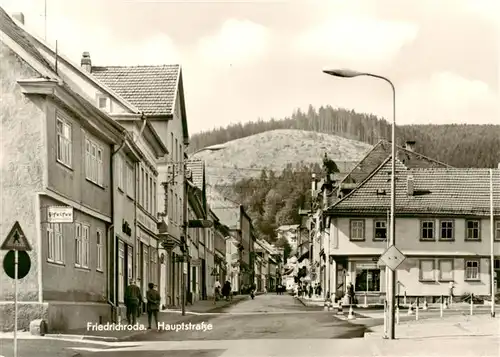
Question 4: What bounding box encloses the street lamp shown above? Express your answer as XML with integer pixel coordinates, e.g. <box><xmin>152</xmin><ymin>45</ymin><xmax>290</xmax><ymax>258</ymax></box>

<box><xmin>180</xmin><ymin>145</ymin><xmax>225</xmax><ymax>316</ymax></box>
<box><xmin>323</xmin><ymin>67</ymin><xmax>397</xmax><ymax>340</ymax></box>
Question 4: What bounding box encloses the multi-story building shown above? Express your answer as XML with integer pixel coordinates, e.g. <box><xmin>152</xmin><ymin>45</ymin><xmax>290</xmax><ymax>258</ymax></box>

<box><xmin>10</xmin><ymin>11</ymin><xmax>173</xmax><ymax>315</ymax></box>
<box><xmin>324</xmin><ymin>158</ymin><xmax>500</xmax><ymax>303</ymax></box>
<box><xmin>0</xmin><ymin>9</ymin><xmax>134</xmax><ymax>330</ymax></box>
<box><xmin>313</xmin><ymin>140</ymin><xmax>453</xmax><ymax>300</ymax></box>
<box><xmin>186</xmin><ymin>178</ymin><xmax>206</xmax><ymax>304</ymax></box>
<box><xmin>89</xmin><ymin>63</ymin><xmax>189</xmax><ymax>308</ymax></box>
<box><xmin>226</xmin><ymin>236</ymin><xmax>240</xmax><ymax>293</ymax></box>
<box><xmin>214</xmin><ymin>218</ymin><xmax>229</xmax><ymax>284</ymax></box>
<box><xmin>209</xmin><ymin>188</ymin><xmax>255</xmax><ymax>292</ymax></box>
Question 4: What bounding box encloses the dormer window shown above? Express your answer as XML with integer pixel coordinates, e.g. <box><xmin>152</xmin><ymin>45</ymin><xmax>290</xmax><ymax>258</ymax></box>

<box><xmin>97</xmin><ymin>95</ymin><xmax>110</xmax><ymax>112</ymax></box>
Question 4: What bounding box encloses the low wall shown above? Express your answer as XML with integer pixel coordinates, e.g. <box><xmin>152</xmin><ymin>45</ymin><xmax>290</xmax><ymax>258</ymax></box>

<box><xmin>0</xmin><ymin>302</ymin><xmax>49</xmax><ymax>332</ymax></box>
<box><xmin>0</xmin><ymin>301</ymin><xmax>112</xmax><ymax>333</ymax></box>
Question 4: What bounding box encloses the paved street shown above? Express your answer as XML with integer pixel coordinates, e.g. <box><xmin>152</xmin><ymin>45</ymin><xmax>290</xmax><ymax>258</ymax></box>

<box><xmin>0</xmin><ymin>339</ymin><xmax>118</xmax><ymax>357</ymax></box>
<box><xmin>127</xmin><ymin>293</ymin><xmax>366</xmax><ymax>341</ymax></box>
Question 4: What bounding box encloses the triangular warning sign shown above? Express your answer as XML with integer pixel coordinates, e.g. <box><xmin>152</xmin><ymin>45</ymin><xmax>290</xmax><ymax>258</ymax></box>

<box><xmin>1</xmin><ymin>221</ymin><xmax>32</xmax><ymax>251</ymax></box>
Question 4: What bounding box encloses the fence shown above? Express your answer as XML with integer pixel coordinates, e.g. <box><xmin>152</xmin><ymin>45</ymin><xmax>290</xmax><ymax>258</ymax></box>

<box><xmin>394</xmin><ymin>293</ymin><xmax>478</xmax><ymax>323</ymax></box>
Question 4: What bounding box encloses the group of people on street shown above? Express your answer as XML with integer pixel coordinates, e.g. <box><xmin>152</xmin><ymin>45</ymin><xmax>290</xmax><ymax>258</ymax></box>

<box><xmin>124</xmin><ymin>280</ymin><xmax>161</xmax><ymax>330</ymax></box>
<box><xmin>214</xmin><ymin>279</ymin><xmax>233</xmax><ymax>303</ymax></box>
<box><xmin>296</xmin><ymin>283</ymin><xmax>322</xmax><ymax>299</ymax></box>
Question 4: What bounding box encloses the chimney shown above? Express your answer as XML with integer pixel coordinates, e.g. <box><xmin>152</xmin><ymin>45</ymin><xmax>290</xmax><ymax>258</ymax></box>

<box><xmin>407</xmin><ymin>175</ymin><xmax>414</xmax><ymax>196</ymax></box>
<box><xmin>405</xmin><ymin>140</ymin><xmax>416</xmax><ymax>152</ymax></box>
<box><xmin>12</xmin><ymin>12</ymin><xmax>24</xmax><ymax>24</ymax></box>
<box><xmin>81</xmin><ymin>52</ymin><xmax>92</xmax><ymax>72</ymax></box>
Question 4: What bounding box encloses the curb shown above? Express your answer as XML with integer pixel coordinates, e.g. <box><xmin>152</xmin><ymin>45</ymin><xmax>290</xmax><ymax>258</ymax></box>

<box><xmin>45</xmin><ymin>333</ymin><xmax>119</xmax><ymax>342</ymax></box>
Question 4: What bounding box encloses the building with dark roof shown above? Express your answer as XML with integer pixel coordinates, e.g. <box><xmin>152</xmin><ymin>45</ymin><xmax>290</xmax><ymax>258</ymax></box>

<box><xmin>323</xmin><ymin>156</ymin><xmax>500</xmax><ymax>303</ymax></box>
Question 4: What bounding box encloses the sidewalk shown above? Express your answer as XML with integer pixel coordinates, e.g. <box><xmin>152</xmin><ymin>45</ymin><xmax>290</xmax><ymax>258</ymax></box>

<box><xmin>364</xmin><ymin>313</ymin><xmax>500</xmax><ymax>340</ymax></box>
<box><xmin>47</xmin><ymin>294</ymin><xmax>249</xmax><ymax>341</ymax></box>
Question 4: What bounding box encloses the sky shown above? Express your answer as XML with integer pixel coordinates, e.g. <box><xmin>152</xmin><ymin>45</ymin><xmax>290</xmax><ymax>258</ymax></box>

<box><xmin>1</xmin><ymin>0</ymin><xmax>499</xmax><ymax>134</ymax></box>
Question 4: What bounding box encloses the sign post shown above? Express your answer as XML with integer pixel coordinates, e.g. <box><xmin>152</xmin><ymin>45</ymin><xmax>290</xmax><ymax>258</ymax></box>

<box><xmin>1</xmin><ymin>221</ymin><xmax>32</xmax><ymax>357</ymax></box>
<box><xmin>378</xmin><ymin>245</ymin><xmax>406</xmax><ymax>339</ymax></box>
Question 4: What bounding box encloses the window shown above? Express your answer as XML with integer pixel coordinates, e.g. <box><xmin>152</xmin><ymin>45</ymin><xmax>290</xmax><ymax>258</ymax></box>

<box><xmin>82</xmin><ymin>225</ymin><xmax>90</xmax><ymax>268</ymax></box>
<box><xmin>439</xmin><ymin>220</ymin><xmax>454</xmax><ymax>240</ymax></box>
<box><xmin>149</xmin><ymin>176</ymin><xmax>153</xmax><ymax>214</ymax></box>
<box><xmin>85</xmin><ymin>137</ymin><xmax>103</xmax><ymax>186</ymax></box>
<box><xmin>438</xmin><ymin>259</ymin><xmax>453</xmax><ymax>281</ymax></box>
<box><xmin>354</xmin><ymin>268</ymin><xmax>380</xmax><ymax>292</ymax></box>
<box><xmin>56</xmin><ymin>116</ymin><xmax>72</xmax><ymax>167</ymax></box>
<box><xmin>150</xmin><ymin>248</ymin><xmax>157</xmax><ymax>285</ymax></box>
<box><xmin>420</xmin><ymin>220</ymin><xmax>435</xmax><ymax>240</ymax></box>
<box><xmin>96</xmin><ymin>230</ymin><xmax>103</xmax><ymax>271</ymax></box>
<box><xmin>75</xmin><ymin>223</ymin><xmax>89</xmax><ymax>269</ymax></box>
<box><xmin>419</xmin><ymin>259</ymin><xmax>435</xmax><ymax>281</ymax></box>
<box><xmin>145</xmin><ymin>173</ymin><xmax>149</xmax><ymax>211</ymax></box>
<box><xmin>466</xmin><ymin>220</ymin><xmax>480</xmax><ymax>240</ymax></box>
<box><xmin>153</xmin><ymin>181</ymin><xmax>157</xmax><ymax>217</ymax></box>
<box><xmin>349</xmin><ymin>220</ymin><xmax>365</xmax><ymax>241</ymax></box>
<box><xmin>141</xmin><ymin>168</ymin><xmax>145</xmax><ymax>207</ymax></box>
<box><xmin>47</xmin><ymin>223</ymin><xmax>64</xmax><ymax>263</ymax></box>
<box><xmin>373</xmin><ymin>220</ymin><xmax>387</xmax><ymax>241</ymax></box>
<box><xmin>169</xmin><ymin>189</ymin><xmax>174</xmax><ymax>222</ymax></box>
<box><xmin>116</xmin><ymin>155</ymin><xmax>123</xmax><ymax>190</ymax></box>
<box><xmin>97</xmin><ymin>96</ymin><xmax>110</xmax><ymax>111</ymax></box>
<box><xmin>174</xmin><ymin>193</ymin><xmax>178</xmax><ymax>224</ymax></box>
<box><xmin>170</xmin><ymin>133</ymin><xmax>174</xmax><ymax>161</ymax></box>
<box><xmin>75</xmin><ymin>223</ymin><xmax>81</xmax><ymax>266</ymax></box>
<box><xmin>118</xmin><ymin>242</ymin><xmax>125</xmax><ymax>303</ymax></box>
<box><xmin>495</xmin><ymin>221</ymin><xmax>500</xmax><ymax>241</ymax></box>
<box><xmin>126</xmin><ymin>163</ymin><xmax>134</xmax><ymax>197</ymax></box>
<box><xmin>465</xmin><ymin>260</ymin><xmax>479</xmax><ymax>280</ymax></box>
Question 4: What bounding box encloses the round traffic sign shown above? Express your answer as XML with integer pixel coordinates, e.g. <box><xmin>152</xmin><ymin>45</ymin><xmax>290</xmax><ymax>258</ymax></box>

<box><xmin>3</xmin><ymin>250</ymin><xmax>31</xmax><ymax>279</ymax></box>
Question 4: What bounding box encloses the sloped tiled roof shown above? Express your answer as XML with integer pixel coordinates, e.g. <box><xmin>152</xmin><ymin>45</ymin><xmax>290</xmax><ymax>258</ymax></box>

<box><xmin>91</xmin><ymin>65</ymin><xmax>180</xmax><ymax>116</ymax></box>
<box><xmin>0</xmin><ymin>7</ymin><xmax>55</xmax><ymax>72</ymax></box>
<box><xmin>341</xmin><ymin>140</ymin><xmax>451</xmax><ymax>185</ymax></box>
<box><xmin>276</xmin><ymin>224</ymin><xmax>299</xmax><ymax>231</ymax></box>
<box><xmin>326</xmin><ymin>158</ymin><xmax>500</xmax><ymax>216</ymax></box>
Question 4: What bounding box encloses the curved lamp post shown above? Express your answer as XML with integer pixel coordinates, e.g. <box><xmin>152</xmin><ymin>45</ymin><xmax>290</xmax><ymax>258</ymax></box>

<box><xmin>323</xmin><ymin>68</ymin><xmax>397</xmax><ymax>340</ymax></box>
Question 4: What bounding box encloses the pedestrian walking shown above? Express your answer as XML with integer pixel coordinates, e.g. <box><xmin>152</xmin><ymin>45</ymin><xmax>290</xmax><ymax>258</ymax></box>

<box><xmin>308</xmin><ymin>285</ymin><xmax>313</xmax><ymax>299</ymax></box>
<box><xmin>448</xmin><ymin>282</ymin><xmax>454</xmax><ymax>305</ymax></box>
<box><xmin>124</xmin><ymin>280</ymin><xmax>142</xmax><ymax>325</ymax></box>
<box><xmin>347</xmin><ymin>282</ymin><xmax>355</xmax><ymax>305</ymax></box>
<box><xmin>316</xmin><ymin>284</ymin><xmax>322</xmax><ymax>298</ymax></box>
<box><xmin>214</xmin><ymin>279</ymin><xmax>222</xmax><ymax>304</ymax></box>
<box><xmin>222</xmin><ymin>280</ymin><xmax>231</xmax><ymax>301</ymax></box>
<box><xmin>146</xmin><ymin>283</ymin><xmax>160</xmax><ymax>330</ymax></box>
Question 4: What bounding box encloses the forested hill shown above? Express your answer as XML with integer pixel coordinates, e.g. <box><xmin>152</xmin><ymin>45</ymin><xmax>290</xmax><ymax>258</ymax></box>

<box><xmin>189</xmin><ymin>105</ymin><xmax>500</xmax><ymax>168</ymax></box>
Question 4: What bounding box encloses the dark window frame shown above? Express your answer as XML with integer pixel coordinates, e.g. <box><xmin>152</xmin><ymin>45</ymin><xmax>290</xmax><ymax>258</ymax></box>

<box><xmin>420</xmin><ymin>219</ymin><xmax>436</xmax><ymax>241</ymax></box>
<box><xmin>465</xmin><ymin>219</ymin><xmax>481</xmax><ymax>241</ymax></box>
<box><xmin>373</xmin><ymin>219</ymin><xmax>387</xmax><ymax>241</ymax></box>
<box><xmin>439</xmin><ymin>219</ymin><xmax>455</xmax><ymax>241</ymax></box>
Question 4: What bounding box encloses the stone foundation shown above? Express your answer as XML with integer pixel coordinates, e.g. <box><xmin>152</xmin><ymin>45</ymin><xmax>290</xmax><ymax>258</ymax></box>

<box><xmin>0</xmin><ymin>302</ymin><xmax>49</xmax><ymax>332</ymax></box>
<box><xmin>0</xmin><ymin>301</ymin><xmax>112</xmax><ymax>333</ymax></box>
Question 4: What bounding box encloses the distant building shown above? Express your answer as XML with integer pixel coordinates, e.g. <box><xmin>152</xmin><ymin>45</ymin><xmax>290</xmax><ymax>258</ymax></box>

<box><xmin>324</xmin><ymin>160</ymin><xmax>500</xmax><ymax>303</ymax></box>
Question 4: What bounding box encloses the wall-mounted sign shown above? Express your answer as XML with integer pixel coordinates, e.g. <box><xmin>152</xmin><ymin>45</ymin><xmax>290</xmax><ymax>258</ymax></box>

<box><xmin>122</xmin><ymin>220</ymin><xmax>132</xmax><ymax>236</ymax></box>
<box><xmin>47</xmin><ymin>206</ymin><xmax>73</xmax><ymax>223</ymax></box>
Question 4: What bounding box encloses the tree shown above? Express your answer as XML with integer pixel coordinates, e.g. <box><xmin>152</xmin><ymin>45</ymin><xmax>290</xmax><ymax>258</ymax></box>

<box><xmin>275</xmin><ymin>237</ymin><xmax>292</xmax><ymax>262</ymax></box>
